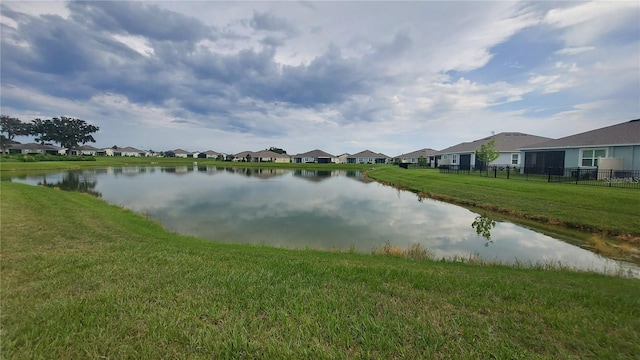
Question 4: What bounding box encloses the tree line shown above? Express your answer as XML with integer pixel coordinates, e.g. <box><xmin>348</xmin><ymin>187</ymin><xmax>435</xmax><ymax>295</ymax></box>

<box><xmin>1</xmin><ymin>115</ymin><xmax>99</xmax><ymax>154</ymax></box>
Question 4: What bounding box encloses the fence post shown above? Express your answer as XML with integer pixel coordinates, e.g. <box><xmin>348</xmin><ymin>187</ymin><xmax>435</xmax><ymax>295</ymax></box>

<box><xmin>575</xmin><ymin>168</ymin><xmax>580</xmax><ymax>184</ymax></box>
<box><xmin>609</xmin><ymin>169</ymin><xmax>613</xmax><ymax>188</ymax></box>
<box><xmin>548</xmin><ymin>168</ymin><xmax>551</xmax><ymax>182</ymax></box>
<box><xmin>507</xmin><ymin>166</ymin><xmax>510</xmax><ymax>179</ymax></box>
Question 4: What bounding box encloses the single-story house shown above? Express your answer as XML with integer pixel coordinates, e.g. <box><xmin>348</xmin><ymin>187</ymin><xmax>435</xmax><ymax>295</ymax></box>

<box><xmin>117</xmin><ymin>146</ymin><xmax>147</xmax><ymax>157</ymax></box>
<box><xmin>232</xmin><ymin>151</ymin><xmax>255</xmax><ymax>162</ymax></box>
<box><xmin>519</xmin><ymin>119</ymin><xmax>640</xmax><ymax>172</ymax></box>
<box><xmin>173</xmin><ymin>149</ymin><xmax>193</xmax><ymax>158</ymax></box>
<box><xmin>394</xmin><ymin>148</ymin><xmax>438</xmax><ymax>164</ymax></box>
<box><xmin>336</xmin><ymin>153</ymin><xmax>350</xmax><ymax>164</ymax></box>
<box><xmin>291</xmin><ymin>149</ymin><xmax>338</xmax><ymax>163</ymax></box>
<box><xmin>198</xmin><ymin>150</ymin><xmax>223</xmax><ymax>159</ymax></box>
<box><xmin>434</xmin><ymin>132</ymin><xmax>552</xmax><ymax>170</ymax></box>
<box><xmin>69</xmin><ymin>145</ymin><xmax>103</xmax><ymax>156</ymax></box>
<box><xmin>252</xmin><ymin>150</ymin><xmax>291</xmax><ymax>163</ymax></box>
<box><xmin>346</xmin><ymin>150</ymin><xmax>391</xmax><ymax>164</ymax></box>
<box><xmin>5</xmin><ymin>143</ymin><xmax>64</xmax><ymax>155</ymax></box>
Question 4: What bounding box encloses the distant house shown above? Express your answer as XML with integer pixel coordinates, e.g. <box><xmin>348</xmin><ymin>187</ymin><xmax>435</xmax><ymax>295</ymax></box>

<box><xmin>253</xmin><ymin>150</ymin><xmax>290</xmax><ymax>163</ymax></box>
<box><xmin>347</xmin><ymin>150</ymin><xmax>391</xmax><ymax>164</ymax></box>
<box><xmin>69</xmin><ymin>145</ymin><xmax>102</xmax><ymax>156</ymax></box>
<box><xmin>291</xmin><ymin>149</ymin><xmax>338</xmax><ymax>163</ymax></box>
<box><xmin>336</xmin><ymin>153</ymin><xmax>350</xmax><ymax>164</ymax></box>
<box><xmin>233</xmin><ymin>151</ymin><xmax>257</xmax><ymax>162</ymax></box>
<box><xmin>520</xmin><ymin>119</ymin><xmax>640</xmax><ymax>172</ymax></box>
<box><xmin>434</xmin><ymin>132</ymin><xmax>552</xmax><ymax>170</ymax></box>
<box><xmin>6</xmin><ymin>143</ymin><xmax>64</xmax><ymax>155</ymax></box>
<box><xmin>173</xmin><ymin>149</ymin><xmax>193</xmax><ymax>158</ymax></box>
<box><xmin>394</xmin><ymin>148</ymin><xmax>438</xmax><ymax>164</ymax></box>
<box><xmin>199</xmin><ymin>150</ymin><xmax>223</xmax><ymax>159</ymax></box>
<box><xmin>118</xmin><ymin>146</ymin><xmax>147</xmax><ymax>157</ymax></box>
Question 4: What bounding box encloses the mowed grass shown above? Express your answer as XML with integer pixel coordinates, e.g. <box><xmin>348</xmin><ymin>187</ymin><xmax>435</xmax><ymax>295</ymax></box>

<box><xmin>367</xmin><ymin>166</ymin><xmax>640</xmax><ymax>238</ymax></box>
<box><xmin>2</xmin><ymin>182</ymin><xmax>640</xmax><ymax>359</ymax></box>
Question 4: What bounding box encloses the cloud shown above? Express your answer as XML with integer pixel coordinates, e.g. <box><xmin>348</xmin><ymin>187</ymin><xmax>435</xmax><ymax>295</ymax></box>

<box><xmin>1</xmin><ymin>1</ymin><xmax>638</xmax><ymax>155</ymax></box>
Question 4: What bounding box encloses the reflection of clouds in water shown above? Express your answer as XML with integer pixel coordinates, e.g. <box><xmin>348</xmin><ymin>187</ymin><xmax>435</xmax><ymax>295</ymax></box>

<box><xmin>13</xmin><ymin>167</ymin><xmax>638</xmax><ymax>276</ymax></box>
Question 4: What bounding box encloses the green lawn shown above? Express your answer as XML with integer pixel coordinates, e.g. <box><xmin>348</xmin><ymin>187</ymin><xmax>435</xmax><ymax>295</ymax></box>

<box><xmin>2</xmin><ymin>182</ymin><xmax>640</xmax><ymax>359</ymax></box>
<box><xmin>367</xmin><ymin>166</ymin><xmax>640</xmax><ymax>238</ymax></box>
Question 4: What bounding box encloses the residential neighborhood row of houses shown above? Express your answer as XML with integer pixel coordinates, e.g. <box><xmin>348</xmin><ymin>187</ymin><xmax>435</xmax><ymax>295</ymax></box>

<box><xmin>3</xmin><ymin>119</ymin><xmax>639</xmax><ymax>171</ymax></box>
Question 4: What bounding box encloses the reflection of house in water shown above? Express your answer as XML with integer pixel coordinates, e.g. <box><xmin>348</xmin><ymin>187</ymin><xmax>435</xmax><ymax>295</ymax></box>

<box><xmin>345</xmin><ymin>170</ymin><xmax>376</xmax><ymax>184</ymax></box>
<box><xmin>107</xmin><ymin>166</ymin><xmax>156</xmax><ymax>177</ymax></box>
<box><xmin>292</xmin><ymin>169</ymin><xmax>335</xmax><ymax>182</ymax></box>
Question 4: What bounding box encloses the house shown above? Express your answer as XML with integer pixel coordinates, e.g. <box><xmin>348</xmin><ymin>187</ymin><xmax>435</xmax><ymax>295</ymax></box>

<box><xmin>232</xmin><ymin>151</ymin><xmax>257</xmax><ymax>162</ymax></box>
<box><xmin>291</xmin><ymin>149</ymin><xmax>338</xmax><ymax>163</ymax></box>
<box><xmin>5</xmin><ymin>143</ymin><xmax>64</xmax><ymax>155</ymax></box>
<box><xmin>394</xmin><ymin>148</ymin><xmax>438</xmax><ymax>165</ymax></box>
<box><xmin>173</xmin><ymin>149</ymin><xmax>193</xmax><ymax>158</ymax></box>
<box><xmin>119</xmin><ymin>146</ymin><xmax>147</xmax><ymax>157</ymax></box>
<box><xmin>70</xmin><ymin>145</ymin><xmax>102</xmax><ymax>156</ymax></box>
<box><xmin>346</xmin><ymin>150</ymin><xmax>391</xmax><ymax>164</ymax></box>
<box><xmin>434</xmin><ymin>132</ymin><xmax>552</xmax><ymax>170</ymax></box>
<box><xmin>519</xmin><ymin>119</ymin><xmax>640</xmax><ymax>172</ymax></box>
<box><xmin>336</xmin><ymin>153</ymin><xmax>350</xmax><ymax>164</ymax></box>
<box><xmin>252</xmin><ymin>150</ymin><xmax>290</xmax><ymax>163</ymax></box>
<box><xmin>198</xmin><ymin>150</ymin><xmax>223</xmax><ymax>159</ymax></box>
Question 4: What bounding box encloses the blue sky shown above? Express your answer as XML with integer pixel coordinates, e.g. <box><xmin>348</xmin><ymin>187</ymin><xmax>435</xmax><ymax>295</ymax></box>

<box><xmin>1</xmin><ymin>1</ymin><xmax>638</xmax><ymax>155</ymax></box>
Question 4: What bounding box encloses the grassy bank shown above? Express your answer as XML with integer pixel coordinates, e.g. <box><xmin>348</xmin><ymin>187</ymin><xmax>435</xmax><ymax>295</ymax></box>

<box><xmin>367</xmin><ymin>166</ymin><xmax>640</xmax><ymax>239</ymax></box>
<box><xmin>2</xmin><ymin>182</ymin><xmax>640</xmax><ymax>359</ymax></box>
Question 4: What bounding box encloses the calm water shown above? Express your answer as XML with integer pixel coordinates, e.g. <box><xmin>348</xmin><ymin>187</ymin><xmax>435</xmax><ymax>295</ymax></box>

<box><xmin>11</xmin><ymin>166</ymin><xmax>639</xmax><ymax>277</ymax></box>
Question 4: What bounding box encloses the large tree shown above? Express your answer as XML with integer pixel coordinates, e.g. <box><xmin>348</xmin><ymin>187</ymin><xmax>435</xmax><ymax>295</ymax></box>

<box><xmin>31</xmin><ymin>117</ymin><xmax>99</xmax><ymax>153</ymax></box>
<box><xmin>1</xmin><ymin>115</ymin><xmax>31</xmax><ymax>151</ymax></box>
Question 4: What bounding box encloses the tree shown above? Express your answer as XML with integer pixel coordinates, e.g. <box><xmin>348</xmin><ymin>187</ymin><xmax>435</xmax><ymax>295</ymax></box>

<box><xmin>1</xmin><ymin>115</ymin><xmax>31</xmax><ymax>152</ymax></box>
<box><xmin>30</xmin><ymin>117</ymin><xmax>99</xmax><ymax>154</ymax></box>
<box><xmin>245</xmin><ymin>153</ymin><xmax>252</xmax><ymax>162</ymax></box>
<box><xmin>475</xmin><ymin>138</ymin><xmax>499</xmax><ymax>171</ymax></box>
<box><xmin>417</xmin><ymin>155</ymin><xmax>427</xmax><ymax>167</ymax></box>
<box><xmin>268</xmin><ymin>147</ymin><xmax>287</xmax><ymax>154</ymax></box>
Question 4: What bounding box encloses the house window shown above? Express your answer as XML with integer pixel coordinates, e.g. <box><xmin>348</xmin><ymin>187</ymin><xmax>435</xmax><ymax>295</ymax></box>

<box><xmin>511</xmin><ymin>153</ymin><xmax>519</xmax><ymax>165</ymax></box>
<box><xmin>581</xmin><ymin>149</ymin><xmax>606</xmax><ymax>167</ymax></box>
<box><xmin>452</xmin><ymin>155</ymin><xmax>457</xmax><ymax>164</ymax></box>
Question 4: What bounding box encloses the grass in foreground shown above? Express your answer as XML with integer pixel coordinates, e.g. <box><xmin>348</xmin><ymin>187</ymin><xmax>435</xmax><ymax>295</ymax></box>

<box><xmin>2</xmin><ymin>182</ymin><xmax>639</xmax><ymax>359</ymax></box>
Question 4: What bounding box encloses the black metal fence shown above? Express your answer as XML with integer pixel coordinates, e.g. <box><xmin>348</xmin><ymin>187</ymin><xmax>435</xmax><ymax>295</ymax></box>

<box><xmin>437</xmin><ymin>165</ymin><xmax>640</xmax><ymax>189</ymax></box>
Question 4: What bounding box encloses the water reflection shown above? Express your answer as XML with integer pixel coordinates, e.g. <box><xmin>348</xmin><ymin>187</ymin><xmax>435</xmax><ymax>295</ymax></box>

<box><xmin>10</xmin><ymin>166</ymin><xmax>640</xmax><ymax>277</ymax></box>
<box><xmin>471</xmin><ymin>214</ymin><xmax>497</xmax><ymax>246</ymax></box>
<box><xmin>38</xmin><ymin>172</ymin><xmax>101</xmax><ymax>197</ymax></box>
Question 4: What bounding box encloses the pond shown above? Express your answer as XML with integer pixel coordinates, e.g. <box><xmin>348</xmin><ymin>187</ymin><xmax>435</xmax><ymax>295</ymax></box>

<box><xmin>10</xmin><ymin>166</ymin><xmax>639</xmax><ymax>277</ymax></box>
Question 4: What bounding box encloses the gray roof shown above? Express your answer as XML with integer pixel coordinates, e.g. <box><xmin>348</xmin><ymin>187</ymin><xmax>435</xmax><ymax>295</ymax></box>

<box><xmin>203</xmin><ymin>150</ymin><xmax>221</xmax><ymax>155</ymax></box>
<box><xmin>349</xmin><ymin>150</ymin><xmax>390</xmax><ymax>158</ymax></box>
<box><xmin>435</xmin><ymin>132</ymin><xmax>553</xmax><ymax>155</ymax></box>
<box><xmin>173</xmin><ymin>148</ymin><xmax>192</xmax><ymax>154</ymax></box>
<box><xmin>8</xmin><ymin>143</ymin><xmax>61</xmax><ymax>150</ymax></box>
<box><xmin>118</xmin><ymin>146</ymin><xmax>145</xmax><ymax>153</ymax></box>
<box><xmin>520</xmin><ymin>119</ymin><xmax>640</xmax><ymax>150</ymax></box>
<box><xmin>395</xmin><ymin>148</ymin><xmax>438</xmax><ymax>158</ymax></box>
<box><xmin>292</xmin><ymin>149</ymin><xmax>336</xmax><ymax>158</ymax></box>
<box><xmin>77</xmin><ymin>145</ymin><xmax>101</xmax><ymax>151</ymax></box>
<box><xmin>253</xmin><ymin>150</ymin><xmax>290</xmax><ymax>158</ymax></box>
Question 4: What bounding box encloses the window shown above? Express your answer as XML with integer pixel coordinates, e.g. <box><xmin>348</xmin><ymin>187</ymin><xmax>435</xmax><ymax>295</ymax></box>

<box><xmin>511</xmin><ymin>153</ymin><xmax>519</xmax><ymax>165</ymax></box>
<box><xmin>452</xmin><ymin>155</ymin><xmax>457</xmax><ymax>164</ymax></box>
<box><xmin>581</xmin><ymin>149</ymin><xmax>606</xmax><ymax>167</ymax></box>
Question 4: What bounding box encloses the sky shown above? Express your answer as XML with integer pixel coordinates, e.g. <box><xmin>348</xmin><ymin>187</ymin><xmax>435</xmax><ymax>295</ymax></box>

<box><xmin>1</xmin><ymin>1</ymin><xmax>639</xmax><ymax>156</ymax></box>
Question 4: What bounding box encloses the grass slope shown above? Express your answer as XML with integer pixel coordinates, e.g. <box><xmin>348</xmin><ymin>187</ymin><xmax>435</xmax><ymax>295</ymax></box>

<box><xmin>2</xmin><ymin>182</ymin><xmax>640</xmax><ymax>359</ymax></box>
<box><xmin>367</xmin><ymin>167</ymin><xmax>640</xmax><ymax>238</ymax></box>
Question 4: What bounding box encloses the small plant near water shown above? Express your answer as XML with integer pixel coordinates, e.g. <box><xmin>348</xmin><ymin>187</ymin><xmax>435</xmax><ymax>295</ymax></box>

<box><xmin>371</xmin><ymin>241</ymin><xmax>434</xmax><ymax>260</ymax></box>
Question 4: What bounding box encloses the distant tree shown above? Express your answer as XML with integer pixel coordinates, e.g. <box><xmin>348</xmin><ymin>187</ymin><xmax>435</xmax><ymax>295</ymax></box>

<box><xmin>216</xmin><ymin>154</ymin><xmax>224</xmax><ymax>161</ymax></box>
<box><xmin>1</xmin><ymin>115</ymin><xmax>31</xmax><ymax>152</ymax></box>
<box><xmin>112</xmin><ymin>145</ymin><xmax>119</xmax><ymax>149</ymax></box>
<box><xmin>30</xmin><ymin>117</ymin><xmax>99</xmax><ymax>154</ymax></box>
<box><xmin>418</xmin><ymin>156</ymin><xmax>427</xmax><ymax>167</ymax></box>
<box><xmin>268</xmin><ymin>147</ymin><xmax>287</xmax><ymax>154</ymax></box>
<box><xmin>475</xmin><ymin>138</ymin><xmax>499</xmax><ymax>171</ymax></box>
<box><xmin>245</xmin><ymin>153</ymin><xmax>252</xmax><ymax>162</ymax></box>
